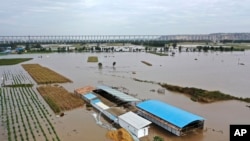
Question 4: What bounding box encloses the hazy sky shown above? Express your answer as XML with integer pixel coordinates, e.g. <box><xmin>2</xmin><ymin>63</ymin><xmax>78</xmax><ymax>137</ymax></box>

<box><xmin>0</xmin><ymin>0</ymin><xmax>249</xmax><ymax>35</ymax></box>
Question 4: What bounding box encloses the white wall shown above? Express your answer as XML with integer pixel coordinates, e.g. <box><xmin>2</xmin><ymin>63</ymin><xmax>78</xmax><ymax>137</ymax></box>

<box><xmin>119</xmin><ymin>118</ymin><xmax>137</xmax><ymax>136</ymax></box>
<box><xmin>118</xmin><ymin>118</ymin><xmax>149</xmax><ymax>138</ymax></box>
<box><xmin>137</xmin><ymin>127</ymin><xmax>149</xmax><ymax>138</ymax></box>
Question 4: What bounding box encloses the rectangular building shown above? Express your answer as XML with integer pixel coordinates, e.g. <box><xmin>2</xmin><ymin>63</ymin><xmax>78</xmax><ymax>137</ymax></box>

<box><xmin>118</xmin><ymin>111</ymin><xmax>151</xmax><ymax>138</ymax></box>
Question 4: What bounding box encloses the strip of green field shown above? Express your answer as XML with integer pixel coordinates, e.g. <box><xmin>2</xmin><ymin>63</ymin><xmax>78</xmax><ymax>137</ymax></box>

<box><xmin>0</xmin><ymin>58</ymin><xmax>33</xmax><ymax>65</ymax></box>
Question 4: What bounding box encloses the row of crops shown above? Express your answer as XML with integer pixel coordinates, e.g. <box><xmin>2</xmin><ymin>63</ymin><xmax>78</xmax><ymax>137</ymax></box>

<box><xmin>0</xmin><ymin>69</ymin><xmax>61</xmax><ymax>141</ymax></box>
<box><xmin>1</xmin><ymin>69</ymin><xmax>33</xmax><ymax>87</ymax></box>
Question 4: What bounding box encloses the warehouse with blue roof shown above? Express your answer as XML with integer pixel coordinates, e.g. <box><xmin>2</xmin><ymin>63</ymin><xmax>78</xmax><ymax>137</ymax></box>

<box><xmin>136</xmin><ymin>100</ymin><xmax>205</xmax><ymax>136</ymax></box>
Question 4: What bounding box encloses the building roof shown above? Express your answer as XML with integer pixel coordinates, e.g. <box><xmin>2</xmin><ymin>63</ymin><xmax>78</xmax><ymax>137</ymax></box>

<box><xmin>118</xmin><ymin>111</ymin><xmax>151</xmax><ymax>129</ymax></box>
<box><xmin>74</xmin><ymin>86</ymin><xmax>95</xmax><ymax>95</ymax></box>
<box><xmin>95</xmin><ymin>102</ymin><xmax>110</xmax><ymax>110</ymax></box>
<box><xmin>97</xmin><ymin>85</ymin><xmax>140</xmax><ymax>102</ymax></box>
<box><xmin>91</xmin><ymin>99</ymin><xmax>101</xmax><ymax>104</ymax></box>
<box><xmin>83</xmin><ymin>93</ymin><xmax>97</xmax><ymax>100</ymax></box>
<box><xmin>136</xmin><ymin>100</ymin><xmax>204</xmax><ymax>128</ymax></box>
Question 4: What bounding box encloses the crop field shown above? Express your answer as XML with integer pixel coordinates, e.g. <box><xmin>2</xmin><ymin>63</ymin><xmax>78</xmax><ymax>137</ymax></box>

<box><xmin>0</xmin><ymin>69</ymin><xmax>60</xmax><ymax>141</ymax></box>
<box><xmin>1</xmin><ymin>69</ymin><xmax>33</xmax><ymax>87</ymax></box>
<box><xmin>37</xmin><ymin>85</ymin><xmax>84</xmax><ymax>113</ymax></box>
<box><xmin>87</xmin><ymin>56</ymin><xmax>98</xmax><ymax>62</ymax></box>
<box><xmin>0</xmin><ymin>58</ymin><xmax>33</xmax><ymax>66</ymax></box>
<box><xmin>22</xmin><ymin>64</ymin><xmax>72</xmax><ymax>84</ymax></box>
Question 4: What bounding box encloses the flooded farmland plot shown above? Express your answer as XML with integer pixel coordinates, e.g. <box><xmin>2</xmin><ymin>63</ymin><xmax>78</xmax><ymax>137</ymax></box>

<box><xmin>1</xmin><ymin>51</ymin><xmax>250</xmax><ymax>141</ymax></box>
<box><xmin>0</xmin><ymin>68</ymin><xmax>60</xmax><ymax>141</ymax></box>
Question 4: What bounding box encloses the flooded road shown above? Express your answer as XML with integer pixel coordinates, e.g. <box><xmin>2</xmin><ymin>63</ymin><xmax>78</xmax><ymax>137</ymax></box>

<box><xmin>1</xmin><ymin>51</ymin><xmax>250</xmax><ymax>141</ymax></box>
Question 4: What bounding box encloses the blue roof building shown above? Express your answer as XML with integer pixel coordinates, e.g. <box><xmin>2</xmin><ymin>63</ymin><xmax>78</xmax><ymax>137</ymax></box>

<box><xmin>82</xmin><ymin>93</ymin><xmax>98</xmax><ymax>102</ymax></box>
<box><xmin>136</xmin><ymin>100</ymin><xmax>205</xmax><ymax>136</ymax></box>
<box><xmin>83</xmin><ymin>93</ymin><xmax>97</xmax><ymax>100</ymax></box>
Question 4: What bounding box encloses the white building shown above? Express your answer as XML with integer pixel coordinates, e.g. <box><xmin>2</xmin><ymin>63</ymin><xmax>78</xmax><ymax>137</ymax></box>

<box><xmin>118</xmin><ymin>111</ymin><xmax>151</xmax><ymax>138</ymax></box>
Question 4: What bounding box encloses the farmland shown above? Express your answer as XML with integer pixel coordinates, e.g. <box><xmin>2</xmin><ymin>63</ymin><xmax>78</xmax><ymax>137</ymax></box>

<box><xmin>87</xmin><ymin>56</ymin><xmax>98</xmax><ymax>62</ymax></box>
<box><xmin>1</xmin><ymin>69</ymin><xmax>33</xmax><ymax>87</ymax></box>
<box><xmin>37</xmin><ymin>85</ymin><xmax>84</xmax><ymax>114</ymax></box>
<box><xmin>0</xmin><ymin>69</ymin><xmax>60</xmax><ymax>141</ymax></box>
<box><xmin>22</xmin><ymin>64</ymin><xmax>72</xmax><ymax>84</ymax></box>
<box><xmin>0</xmin><ymin>58</ymin><xmax>33</xmax><ymax>66</ymax></box>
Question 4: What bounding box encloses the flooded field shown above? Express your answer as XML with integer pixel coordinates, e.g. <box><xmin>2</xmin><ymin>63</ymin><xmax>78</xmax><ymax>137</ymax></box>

<box><xmin>1</xmin><ymin>51</ymin><xmax>250</xmax><ymax>141</ymax></box>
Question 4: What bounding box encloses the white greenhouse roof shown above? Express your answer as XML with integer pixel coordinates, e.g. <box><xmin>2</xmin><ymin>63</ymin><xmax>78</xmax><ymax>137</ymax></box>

<box><xmin>118</xmin><ymin>112</ymin><xmax>151</xmax><ymax>129</ymax></box>
<box><xmin>95</xmin><ymin>102</ymin><xmax>110</xmax><ymax>110</ymax></box>
<box><xmin>97</xmin><ymin>85</ymin><xmax>140</xmax><ymax>102</ymax></box>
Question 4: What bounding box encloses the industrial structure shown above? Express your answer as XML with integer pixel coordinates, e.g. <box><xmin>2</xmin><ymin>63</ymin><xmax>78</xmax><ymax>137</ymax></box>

<box><xmin>81</xmin><ymin>91</ymin><xmax>150</xmax><ymax>138</ymax></box>
<box><xmin>136</xmin><ymin>100</ymin><xmax>205</xmax><ymax>136</ymax></box>
<box><xmin>1</xmin><ymin>33</ymin><xmax>250</xmax><ymax>44</ymax></box>
<box><xmin>93</xmin><ymin>85</ymin><xmax>140</xmax><ymax>106</ymax></box>
<box><xmin>82</xmin><ymin>93</ymin><xmax>118</xmax><ymax>122</ymax></box>
<box><xmin>77</xmin><ymin>85</ymin><xmax>205</xmax><ymax>138</ymax></box>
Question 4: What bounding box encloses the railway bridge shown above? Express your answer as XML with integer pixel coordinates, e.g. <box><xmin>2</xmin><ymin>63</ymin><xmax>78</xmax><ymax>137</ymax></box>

<box><xmin>1</xmin><ymin>33</ymin><xmax>250</xmax><ymax>44</ymax></box>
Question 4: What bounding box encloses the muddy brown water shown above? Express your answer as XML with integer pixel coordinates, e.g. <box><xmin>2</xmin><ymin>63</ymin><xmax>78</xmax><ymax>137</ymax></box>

<box><xmin>1</xmin><ymin>51</ymin><xmax>250</xmax><ymax>141</ymax></box>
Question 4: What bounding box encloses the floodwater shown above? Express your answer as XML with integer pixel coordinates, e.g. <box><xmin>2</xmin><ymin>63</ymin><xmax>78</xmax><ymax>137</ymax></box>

<box><xmin>1</xmin><ymin>51</ymin><xmax>250</xmax><ymax>141</ymax></box>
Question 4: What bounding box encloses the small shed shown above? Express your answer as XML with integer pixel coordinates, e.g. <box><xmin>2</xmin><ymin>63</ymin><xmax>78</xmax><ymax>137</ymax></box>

<box><xmin>118</xmin><ymin>111</ymin><xmax>151</xmax><ymax>138</ymax></box>
<box><xmin>82</xmin><ymin>93</ymin><xmax>97</xmax><ymax>103</ymax></box>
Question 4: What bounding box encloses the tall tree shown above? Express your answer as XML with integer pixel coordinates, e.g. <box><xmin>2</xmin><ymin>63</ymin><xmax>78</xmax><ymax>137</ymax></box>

<box><xmin>172</xmin><ymin>42</ymin><xmax>177</xmax><ymax>49</ymax></box>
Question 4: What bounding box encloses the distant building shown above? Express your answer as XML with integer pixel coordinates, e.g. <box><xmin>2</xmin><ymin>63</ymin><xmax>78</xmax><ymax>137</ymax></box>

<box><xmin>41</xmin><ymin>44</ymin><xmax>75</xmax><ymax>51</ymax></box>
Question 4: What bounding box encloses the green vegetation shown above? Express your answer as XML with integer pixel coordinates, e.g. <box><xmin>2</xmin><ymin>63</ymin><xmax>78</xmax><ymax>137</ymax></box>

<box><xmin>0</xmin><ymin>70</ymin><xmax>61</xmax><ymax>141</ymax></box>
<box><xmin>4</xmin><ymin>84</ymin><xmax>34</xmax><ymax>87</ymax></box>
<box><xmin>133</xmin><ymin>78</ymin><xmax>250</xmax><ymax>103</ymax></box>
<box><xmin>0</xmin><ymin>58</ymin><xmax>33</xmax><ymax>65</ymax></box>
<box><xmin>153</xmin><ymin>136</ymin><xmax>164</xmax><ymax>141</ymax></box>
<box><xmin>141</xmin><ymin>61</ymin><xmax>152</xmax><ymax>66</ymax></box>
<box><xmin>196</xmin><ymin>46</ymin><xmax>245</xmax><ymax>52</ymax></box>
<box><xmin>160</xmin><ymin>83</ymin><xmax>236</xmax><ymax>103</ymax></box>
<box><xmin>43</xmin><ymin>96</ymin><xmax>61</xmax><ymax>113</ymax></box>
<box><xmin>87</xmin><ymin>56</ymin><xmax>98</xmax><ymax>62</ymax></box>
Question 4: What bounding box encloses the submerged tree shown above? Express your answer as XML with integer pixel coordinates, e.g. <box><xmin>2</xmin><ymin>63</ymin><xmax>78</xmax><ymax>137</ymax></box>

<box><xmin>153</xmin><ymin>136</ymin><xmax>164</xmax><ymax>141</ymax></box>
<box><xmin>98</xmin><ymin>62</ymin><xmax>102</xmax><ymax>69</ymax></box>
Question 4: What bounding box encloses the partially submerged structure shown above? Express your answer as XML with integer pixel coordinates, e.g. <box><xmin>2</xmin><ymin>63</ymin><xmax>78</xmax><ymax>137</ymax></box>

<box><xmin>82</xmin><ymin>93</ymin><xmax>118</xmax><ymax>122</ymax></box>
<box><xmin>136</xmin><ymin>100</ymin><xmax>205</xmax><ymax>136</ymax></box>
<box><xmin>74</xmin><ymin>86</ymin><xmax>95</xmax><ymax>97</ymax></box>
<box><xmin>118</xmin><ymin>111</ymin><xmax>151</xmax><ymax>138</ymax></box>
<box><xmin>82</xmin><ymin>93</ymin><xmax>98</xmax><ymax>103</ymax></box>
<box><xmin>82</xmin><ymin>93</ymin><xmax>151</xmax><ymax>139</ymax></box>
<box><xmin>78</xmin><ymin>86</ymin><xmax>205</xmax><ymax>137</ymax></box>
<box><xmin>94</xmin><ymin>85</ymin><xmax>140</xmax><ymax>106</ymax></box>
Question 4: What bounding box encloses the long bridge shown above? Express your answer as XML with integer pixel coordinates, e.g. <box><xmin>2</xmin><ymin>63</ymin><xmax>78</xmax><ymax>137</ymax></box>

<box><xmin>1</xmin><ymin>33</ymin><xmax>250</xmax><ymax>44</ymax></box>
